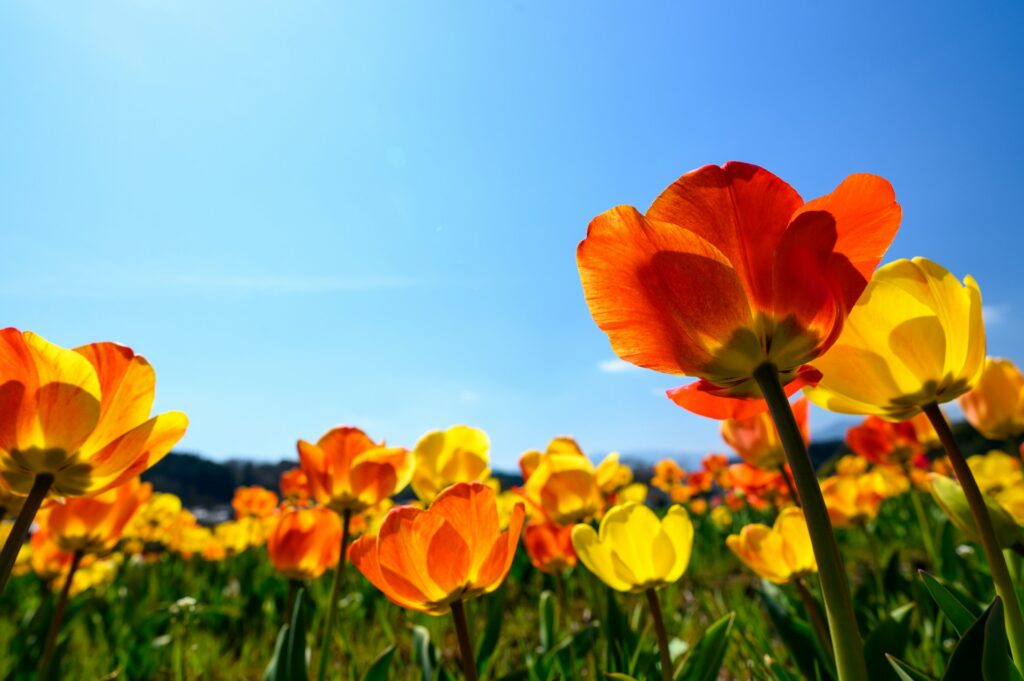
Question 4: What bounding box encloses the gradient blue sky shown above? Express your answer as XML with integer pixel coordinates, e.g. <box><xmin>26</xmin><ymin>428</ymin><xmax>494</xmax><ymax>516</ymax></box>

<box><xmin>2</xmin><ymin>1</ymin><xmax>1021</xmax><ymax>470</ymax></box>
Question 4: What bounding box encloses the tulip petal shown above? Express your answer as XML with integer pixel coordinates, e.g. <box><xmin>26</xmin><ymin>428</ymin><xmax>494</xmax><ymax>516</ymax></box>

<box><xmin>429</xmin><ymin>482</ymin><xmax>501</xmax><ymax>576</ymax></box>
<box><xmin>35</xmin><ymin>383</ymin><xmax>101</xmax><ymax>454</ymax></box>
<box><xmin>85</xmin><ymin>411</ymin><xmax>189</xmax><ymax>496</ymax></box>
<box><xmin>667</xmin><ymin>367</ymin><xmax>821</xmax><ymax>420</ymax></box>
<box><xmin>571</xmin><ymin>523</ymin><xmax>632</xmax><ymax>592</ymax></box>
<box><xmin>349</xmin><ymin>533</ymin><xmax>427</xmax><ymax>611</ymax></box>
<box><xmin>598</xmin><ymin>503</ymin><xmax>661</xmax><ymax>586</ymax></box>
<box><xmin>577</xmin><ymin>205</ymin><xmax>753</xmax><ymax>376</ymax></box>
<box><xmin>475</xmin><ymin>502</ymin><xmax>525</xmax><ymax>591</ymax></box>
<box><xmin>659</xmin><ymin>505</ymin><xmax>694</xmax><ymax>584</ymax></box>
<box><xmin>75</xmin><ymin>343</ymin><xmax>156</xmax><ymax>455</ymax></box>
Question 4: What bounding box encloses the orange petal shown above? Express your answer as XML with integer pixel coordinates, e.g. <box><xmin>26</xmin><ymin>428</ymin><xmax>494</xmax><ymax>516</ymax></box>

<box><xmin>349</xmin><ymin>533</ymin><xmax>426</xmax><ymax>611</ymax></box>
<box><xmin>646</xmin><ymin>162</ymin><xmax>803</xmax><ymax>309</ymax></box>
<box><xmin>377</xmin><ymin>506</ymin><xmax>451</xmax><ymax>604</ymax></box>
<box><xmin>85</xmin><ymin>411</ymin><xmax>188</xmax><ymax>495</ymax></box>
<box><xmin>429</xmin><ymin>482</ymin><xmax>500</xmax><ymax>574</ymax></box>
<box><xmin>317</xmin><ymin>426</ymin><xmax>377</xmax><ymax>481</ymax></box>
<box><xmin>75</xmin><ymin>343</ymin><xmax>156</xmax><ymax>455</ymax></box>
<box><xmin>577</xmin><ymin>205</ymin><xmax>752</xmax><ymax>376</ymax></box>
<box><xmin>35</xmin><ymin>383</ymin><xmax>101</xmax><ymax>453</ymax></box>
<box><xmin>0</xmin><ymin>328</ymin><xmax>38</xmax><ymax>390</ymax></box>
<box><xmin>475</xmin><ymin>501</ymin><xmax>526</xmax><ymax>590</ymax></box>
<box><xmin>667</xmin><ymin>368</ymin><xmax>822</xmax><ymax>420</ymax></box>
<box><xmin>349</xmin><ymin>460</ymin><xmax>399</xmax><ymax>508</ymax></box>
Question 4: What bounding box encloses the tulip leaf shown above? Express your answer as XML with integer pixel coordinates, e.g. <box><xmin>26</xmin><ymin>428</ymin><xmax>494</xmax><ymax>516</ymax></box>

<box><xmin>412</xmin><ymin>625</ymin><xmax>449</xmax><ymax>681</ymax></box>
<box><xmin>864</xmin><ymin>603</ymin><xmax>915</xmax><ymax>681</ymax></box>
<box><xmin>539</xmin><ymin>590</ymin><xmax>556</xmax><ymax>652</ymax></box>
<box><xmin>602</xmin><ymin>587</ymin><xmax>637</xmax><ymax>671</ymax></box>
<box><xmin>262</xmin><ymin>587</ymin><xmax>309</xmax><ymax>681</ymax></box>
<box><xmin>604</xmin><ymin>675</ymin><xmax>640</xmax><ymax>681</ymax></box>
<box><xmin>360</xmin><ymin>645</ymin><xmax>396</xmax><ymax>681</ymax></box>
<box><xmin>476</xmin><ymin>590</ymin><xmax>505</xmax><ymax>677</ymax></box>
<box><xmin>674</xmin><ymin>611</ymin><xmax>735</xmax><ymax>681</ymax></box>
<box><xmin>919</xmin><ymin>571</ymin><xmax>981</xmax><ymax>636</ymax></box>
<box><xmin>885</xmin><ymin>654</ymin><xmax>937</xmax><ymax>681</ymax></box>
<box><xmin>759</xmin><ymin>589</ymin><xmax>835</xmax><ymax>681</ymax></box>
<box><xmin>941</xmin><ymin>599</ymin><xmax>1012</xmax><ymax>681</ymax></box>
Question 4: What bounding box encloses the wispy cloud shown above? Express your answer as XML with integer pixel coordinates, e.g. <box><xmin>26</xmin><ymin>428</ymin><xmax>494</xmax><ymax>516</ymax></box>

<box><xmin>983</xmin><ymin>303</ymin><xmax>1011</xmax><ymax>326</ymax></box>
<box><xmin>598</xmin><ymin>358</ymin><xmax>639</xmax><ymax>373</ymax></box>
<box><xmin>460</xmin><ymin>390</ymin><xmax>480</xmax><ymax>403</ymax></box>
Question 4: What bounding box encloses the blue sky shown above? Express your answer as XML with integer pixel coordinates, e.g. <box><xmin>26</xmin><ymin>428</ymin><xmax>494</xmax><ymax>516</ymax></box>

<box><xmin>1</xmin><ymin>1</ymin><xmax>1021</xmax><ymax>470</ymax></box>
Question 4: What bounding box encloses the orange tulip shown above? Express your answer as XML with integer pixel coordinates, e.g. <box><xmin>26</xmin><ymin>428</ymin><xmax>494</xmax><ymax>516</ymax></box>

<box><xmin>29</xmin><ymin>527</ymin><xmax>75</xmax><ymax>581</ymax></box>
<box><xmin>0</xmin><ymin>330</ymin><xmax>188</xmax><ymax>498</ymax></box>
<box><xmin>723</xmin><ymin>398</ymin><xmax>809</xmax><ymax>469</ymax></box>
<box><xmin>349</xmin><ymin>482</ymin><xmax>525</xmax><ymax>615</ymax></box>
<box><xmin>279</xmin><ymin>467</ymin><xmax>311</xmax><ymax>504</ymax></box>
<box><xmin>297</xmin><ymin>426</ymin><xmax>413</xmax><ymax>514</ymax></box>
<box><xmin>960</xmin><ymin>358</ymin><xmax>1024</xmax><ymax>441</ymax></box>
<box><xmin>44</xmin><ymin>478</ymin><xmax>151</xmax><ymax>555</ymax></box>
<box><xmin>232</xmin><ymin>486</ymin><xmax>279</xmax><ymax>519</ymax></box>
<box><xmin>577</xmin><ymin>162</ymin><xmax>900</xmax><ymax>419</ymax></box>
<box><xmin>523</xmin><ymin>520</ymin><xmax>577</xmax><ymax>574</ymax></box>
<box><xmin>267</xmin><ymin>507</ymin><xmax>342</xmax><ymax>581</ymax></box>
<box><xmin>845</xmin><ymin>416</ymin><xmax>921</xmax><ymax>467</ymax></box>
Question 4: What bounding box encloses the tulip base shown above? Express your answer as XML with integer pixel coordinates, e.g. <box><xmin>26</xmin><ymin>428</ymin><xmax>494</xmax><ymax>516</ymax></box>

<box><xmin>925</xmin><ymin>403</ymin><xmax>1024</xmax><ymax>676</ymax></box>
<box><xmin>451</xmin><ymin>599</ymin><xmax>478</xmax><ymax>681</ymax></box>
<box><xmin>754</xmin><ymin>363</ymin><xmax>868</xmax><ymax>681</ymax></box>
<box><xmin>0</xmin><ymin>473</ymin><xmax>53</xmax><ymax>595</ymax></box>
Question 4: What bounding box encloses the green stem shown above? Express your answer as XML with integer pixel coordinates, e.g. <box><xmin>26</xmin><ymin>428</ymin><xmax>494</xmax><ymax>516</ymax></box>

<box><xmin>38</xmin><ymin>549</ymin><xmax>83</xmax><ymax>680</ymax></box>
<box><xmin>795</xmin><ymin>576</ymin><xmax>834</xmax><ymax>660</ymax></box>
<box><xmin>645</xmin><ymin>588</ymin><xmax>673</xmax><ymax>681</ymax></box>
<box><xmin>861</xmin><ymin>522</ymin><xmax>887</xmax><ymax>614</ymax></box>
<box><xmin>904</xmin><ymin>464</ymin><xmax>939</xmax><ymax>569</ymax></box>
<box><xmin>450</xmin><ymin>598</ymin><xmax>478</xmax><ymax>681</ymax></box>
<box><xmin>926</xmin><ymin>403</ymin><xmax>1024</xmax><ymax>675</ymax></box>
<box><xmin>284</xmin><ymin>579</ymin><xmax>299</xmax><ymax>628</ymax></box>
<box><xmin>778</xmin><ymin>464</ymin><xmax>800</xmax><ymax>507</ymax></box>
<box><xmin>0</xmin><ymin>474</ymin><xmax>53</xmax><ymax>594</ymax></box>
<box><xmin>754</xmin><ymin>364</ymin><xmax>867</xmax><ymax>681</ymax></box>
<box><xmin>316</xmin><ymin>508</ymin><xmax>352</xmax><ymax>681</ymax></box>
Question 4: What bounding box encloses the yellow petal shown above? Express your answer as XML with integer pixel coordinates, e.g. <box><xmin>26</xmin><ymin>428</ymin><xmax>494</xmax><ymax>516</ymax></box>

<box><xmin>571</xmin><ymin>523</ymin><xmax>631</xmax><ymax>592</ymax></box>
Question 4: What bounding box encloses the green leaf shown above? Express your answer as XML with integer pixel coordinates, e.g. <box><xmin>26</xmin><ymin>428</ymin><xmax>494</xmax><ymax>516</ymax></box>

<box><xmin>920</xmin><ymin>571</ymin><xmax>982</xmax><ymax>637</ymax></box>
<box><xmin>262</xmin><ymin>588</ymin><xmax>310</xmax><ymax>681</ymax></box>
<box><xmin>361</xmin><ymin>645</ymin><xmax>396</xmax><ymax>681</ymax></box>
<box><xmin>675</xmin><ymin>611</ymin><xmax>736</xmax><ymax>681</ymax></box>
<box><xmin>941</xmin><ymin>599</ymin><xmax>1013</xmax><ymax>681</ymax></box>
<box><xmin>982</xmin><ymin>599</ymin><xmax>1010</xmax><ymax>681</ymax></box>
<box><xmin>476</xmin><ymin>590</ymin><xmax>505</xmax><ymax>677</ymax></box>
<box><xmin>759</xmin><ymin>589</ymin><xmax>834</xmax><ymax>681</ymax></box>
<box><xmin>863</xmin><ymin>603</ymin><xmax>915</xmax><ymax>681</ymax></box>
<box><xmin>602</xmin><ymin>587</ymin><xmax>637</xmax><ymax>671</ymax></box>
<box><xmin>539</xmin><ymin>590</ymin><xmax>556</xmax><ymax>653</ymax></box>
<box><xmin>885</xmin><ymin>654</ymin><xmax>937</xmax><ymax>681</ymax></box>
<box><xmin>412</xmin><ymin>625</ymin><xmax>437</xmax><ymax>681</ymax></box>
<box><xmin>605</xmin><ymin>674</ymin><xmax>640</xmax><ymax>681</ymax></box>
<box><xmin>928</xmin><ymin>476</ymin><xmax>1024</xmax><ymax>550</ymax></box>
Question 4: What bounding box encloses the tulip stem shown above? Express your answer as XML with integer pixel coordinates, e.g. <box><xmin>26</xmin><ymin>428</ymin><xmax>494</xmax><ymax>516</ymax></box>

<box><xmin>795</xmin><ymin>577</ymin><xmax>833</xmax><ymax>660</ymax></box>
<box><xmin>450</xmin><ymin>598</ymin><xmax>478</xmax><ymax>681</ymax></box>
<box><xmin>284</xmin><ymin>579</ymin><xmax>299</xmax><ymax>628</ymax></box>
<box><xmin>778</xmin><ymin>464</ymin><xmax>800</xmax><ymax>507</ymax></box>
<box><xmin>754</xmin><ymin>363</ymin><xmax>868</xmax><ymax>681</ymax></box>
<box><xmin>925</xmin><ymin>403</ymin><xmax>1024</xmax><ymax>675</ymax></box>
<box><xmin>317</xmin><ymin>509</ymin><xmax>352</xmax><ymax>681</ymax></box>
<box><xmin>645</xmin><ymin>588</ymin><xmax>673</xmax><ymax>681</ymax></box>
<box><xmin>38</xmin><ymin>549</ymin><xmax>83</xmax><ymax>680</ymax></box>
<box><xmin>0</xmin><ymin>473</ymin><xmax>53</xmax><ymax>595</ymax></box>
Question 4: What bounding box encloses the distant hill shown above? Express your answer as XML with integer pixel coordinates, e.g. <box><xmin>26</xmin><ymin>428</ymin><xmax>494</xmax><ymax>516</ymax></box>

<box><xmin>142</xmin><ymin>420</ymin><xmax>1007</xmax><ymax>512</ymax></box>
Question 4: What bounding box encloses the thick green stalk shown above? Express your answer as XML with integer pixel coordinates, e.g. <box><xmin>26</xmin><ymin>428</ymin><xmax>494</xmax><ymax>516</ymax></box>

<box><xmin>925</xmin><ymin>403</ymin><xmax>1024</xmax><ymax>675</ymax></box>
<box><xmin>451</xmin><ymin>599</ymin><xmax>479</xmax><ymax>681</ymax></box>
<box><xmin>0</xmin><ymin>474</ymin><xmax>53</xmax><ymax>594</ymax></box>
<box><xmin>38</xmin><ymin>549</ymin><xmax>83</xmax><ymax>679</ymax></box>
<box><xmin>794</xmin><ymin>577</ymin><xmax>833</xmax><ymax>660</ymax></box>
<box><xmin>316</xmin><ymin>508</ymin><xmax>352</xmax><ymax>681</ymax></box>
<box><xmin>645</xmin><ymin>588</ymin><xmax>673</xmax><ymax>681</ymax></box>
<box><xmin>754</xmin><ymin>364</ymin><xmax>868</xmax><ymax>681</ymax></box>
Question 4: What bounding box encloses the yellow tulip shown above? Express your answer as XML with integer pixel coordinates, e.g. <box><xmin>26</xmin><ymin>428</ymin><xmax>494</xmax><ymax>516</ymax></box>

<box><xmin>820</xmin><ymin>475</ymin><xmax>885</xmax><ymax>528</ymax></box>
<box><xmin>928</xmin><ymin>474</ymin><xmax>1023</xmax><ymax>549</ymax></box>
<box><xmin>968</xmin><ymin>451</ymin><xmax>1022</xmax><ymax>495</ymax></box>
<box><xmin>726</xmin><ymin>508</ymin><xmax>817</xmax><ymax>584</ymax></box>
<box><xmin>710</xmin><ymin>505</ymin><xmax>733</xmax><ymax>530</ymax></box>
<box><xmin>411</xmin><ymin>425</ymin><xmax>492</xmax><ymax>503</ymax></box>
<box><xmin>595</xmin><ymin>452</ymin><xmax>633</xmax><ymax>493</ymax></box>
<box><xmin>960</xmin><ymin>358</ymin><xmax>1024</xmax><ymax>441</ymax></box>
<box><xmin>520</xmin><ymin>437</ymin><xmax>602</xmax><ymax>524</ymax></box>
<box><xmin>805</xmin><ymin>258</ymin><xmax>985</xmax><ymax>420</ymax></box>
<box><xmin>571</xmin><ymin>503</ymin><xmax>693</xmax><ymax>592</ymax></box>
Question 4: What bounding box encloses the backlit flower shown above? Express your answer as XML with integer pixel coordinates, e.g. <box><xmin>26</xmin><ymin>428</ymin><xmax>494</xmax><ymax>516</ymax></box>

<box><xmin>805</xmin><ymin>258</ymin><xmax>985</xmax><ymax>420</ymax></box>
<box><xmin>519</xmin><ymin>438</ymin><xmax>601</xmax><ymax>524</ymax></box>
<box><xmin>577</xmin><ymin>162</ymin><xmax>900</xmax><ymax>418</ymax></box>
<box><xmin>523</xmin><ymin>520</ymin><xmax>577</xmax><ymax>574</ymax></box>
<box><xmin>968</xmin><ymin>451</ymin><xmax>1022</xmax><ymax>496</ymax></box>
<box><xmin>572</xmin><ymin>503</ymin><xmax>693</xmax><ymax>592</ymax></box>
<box><xmin>349</xmin><ymin>482</ymin><xmax>525</xmax><ymax>615</ymax></box>
<box><xmin>726</xmin><ymin>508</ymin><xmax>817</xmax><ymax>584</ymax></box>
<box><xmin>267</xmin><ymin>506</ymin><xmax>342</xmax><ymax>581</ymax></box>
<box><xmin>44</xmin><ymin>478</ymin><xmax>151</xmax><ymax>554</ymax></box>
<box><xmin>846</xmin><ymin>416</ymin><xmax>921</xmax><ymax>467</ymax></box>
<box><xmin>0</xmin><ymin>330</ymin><xmax>188</xmax><ymax>497</ymax></box>
<box><xmin>960</xmin><ymin>358</ymin><xmax>1024</xmax><ymax>441</ymax></box>
<box><xmin>298</xmin><ymin>426</ymin><xmax>413</xmax><ymax>514</ymax></box>
<box><xmin>411</xmin><ymin>425</ymin><xmax>491</xmax><ymax>503</ymax></box>
<box><xmin>279</xmin><ymin>467</ymin><xmax>311</xmax><ymax>504</ymax></box>
<box><xmin>232</xmin><ymin>486</ymin><xmax>279</xmax><ymax>519</ymax></box>
<box><xmin>821</xmin><ymin>475</ymin><xmax>885</xmax><ymax>527</ymax></box>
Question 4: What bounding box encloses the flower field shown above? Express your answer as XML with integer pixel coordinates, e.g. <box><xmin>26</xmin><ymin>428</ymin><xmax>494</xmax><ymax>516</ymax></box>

<box><xmin>3</xmin><ymin>162</ymin><xmax>1024</xmax><ymax>681</ymax></box>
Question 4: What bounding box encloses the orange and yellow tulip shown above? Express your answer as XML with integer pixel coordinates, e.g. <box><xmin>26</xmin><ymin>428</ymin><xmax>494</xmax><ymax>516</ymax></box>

<box><xmin>44</xmin><ymin>478</ymin><xmax>151</xmax><ymax>555</ymax></box>
<box><xmin>232</xmin><ymin>485</ymin><xmax>279</xmax><ymax>519</ymax></box>
<box><xmin>350</xmin><ymin>482</ymin><xmax>524</xmax><ymax>615</ymax></box>
<box><xmin>518</xmin><ymin>438</ymin><xmax>601</xmax><ymax>524</ymax></box>
<box><xmin>279</xmin><ymin>467</ymin><xmax>311</xmax><ymax>504</ymax></box>
<box><xmin>411</xmin><ymin>425</ymin><xmax>492</xmax><ymax>503</ymax></box>
<box><xmin>297</xmin><ymin>426</ymin><xmax>413</xmax><ymax>514</ymax></box>
<box><xmin>0</xmin><ymin>330</ymin><xmax>188</xmax><ymax>498</ymax></box>
<box><xmin>727</xmin><ymin>508</ymin><xmax>817</xmax><ymax>584</ymax></box>
<box><xmin>267</xmin><ymin>506</ymin><xmax>342</xmax><ymax>581</ymax></box>
<box><xmin>722</xmin><ymin>398</ymin><xmax>809</xmax><ymax>470</ymax></box>
<box><xmin>523</xmin><ymin>520</ymin><xmax>577</xmax><ymax>574</ymax></box>
<box><xmin>577</xmin><ymin>162</ymin><xmax>900</xmax><ymax>418</ymax></box>
<box><xmin>960</xmin><ymin>358</ymin><xmax>1024</xmax><ymax>441</ymax></box>
<box><xmin>821</xmin><ymin>475</ymin><xmax>885</xmax><ymax>528</ymax></box>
